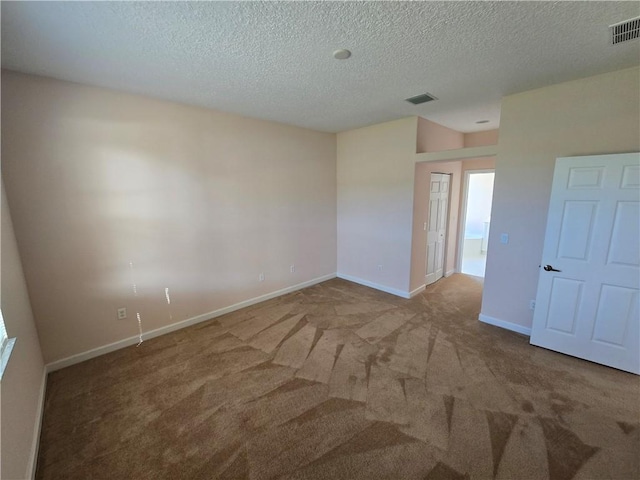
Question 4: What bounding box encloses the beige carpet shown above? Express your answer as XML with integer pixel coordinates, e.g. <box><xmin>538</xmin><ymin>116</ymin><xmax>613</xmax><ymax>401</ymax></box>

<box><xmin>36</xmin><ymin>275</ymin><xmax>639</xmax><ymax>480</ymax></box>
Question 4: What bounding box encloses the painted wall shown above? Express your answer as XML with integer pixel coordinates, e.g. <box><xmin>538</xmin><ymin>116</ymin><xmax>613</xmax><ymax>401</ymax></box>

<box><xmin>1</xmin><ymin>71</ymin><xmax>337</xmax><ymax>363</ymax></box>
<box><xmin>410</xmin><ymin>161</ymin><xmax>462</xmax><ymax>291</ymax></box>
<box><xmin>337</xmin><ymin>117</ymin><xmax>418</xmax><ymax>295</ymax></box>
<box><xmin>416</xmin><ymin>117</ymin><xmax>464</xmax><ymax>154</ymax></box>
<box><xmin>482</xmin><ymin>66</ymin><xmax>640</xmax><ymax>330</ymax></box>
<box><xmin>410</xmin><ymin>119</ymin><xmax>471</xmax><ymax>292</ymax></box>
<box><xmin>1</xmin><ymin>180</ymin><xmax>46</xmax><ymax>480</ymax></box>
<box><xmin>464</xmin><ymin>129</ymin><xmax>499</xmax><ymax>148</ymax></box>
<box><xmin>462</xmin><ymin>157</ymin><xmax>495</xmax><ymax>172</ymax></box>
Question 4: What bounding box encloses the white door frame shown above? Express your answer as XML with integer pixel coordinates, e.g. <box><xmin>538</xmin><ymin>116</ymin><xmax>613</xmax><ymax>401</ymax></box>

<box><xmin>456</xmin><ymin>169</ymin><xmax>495</xmax><ymax>274</ymax></box>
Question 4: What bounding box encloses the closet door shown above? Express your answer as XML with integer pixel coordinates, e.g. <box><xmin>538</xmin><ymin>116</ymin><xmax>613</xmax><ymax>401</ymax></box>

<box><xmin>426</xmin><ymin>173</ymin><xmax>450</xmax><ymax>286</ymax></box>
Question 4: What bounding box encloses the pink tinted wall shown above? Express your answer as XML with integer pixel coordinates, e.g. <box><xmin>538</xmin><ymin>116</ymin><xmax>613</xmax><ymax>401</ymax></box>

<box><xmin>416</xmin><ymin>117</ymin><xmax>464</xmax><ymax>153</ymax></box>
<box><xmin>2</xmin><ymin>71</ymin><xmax>337</xmax><ymax>363</ymax></box>
<box><xmin>410</xmin><ymin>160</ymin><xmax>462</xmax><ymax>291</ymax></box>
<box><xmin>411</xmin><ymin>120</ymin><xmax>495</xmax><ymax>291</ymax></box>
<box><xmin>462</xmin><ymin>157</ymin><xmax>496</xmax><ymax>172</ymax></box>
<box><xmin>463</xmin><ymin>130</ymin><xmax>499</xmax><ymax>148</ymax></box>
<box><xmin>412</xmin><ymin>119</ymin><xmax>479</xmax><ymax>291</ymax></box>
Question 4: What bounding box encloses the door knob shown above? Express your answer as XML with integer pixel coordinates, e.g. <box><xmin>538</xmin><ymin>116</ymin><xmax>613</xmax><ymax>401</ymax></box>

<box><xmin>543</xmin><ymin>265</ymin><xmax>561</xmax><ymax>272</ymax></box>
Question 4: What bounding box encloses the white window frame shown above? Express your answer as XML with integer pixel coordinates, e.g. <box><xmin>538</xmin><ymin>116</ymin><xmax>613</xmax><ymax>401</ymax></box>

<box><xmin>0</xmin><ymin>309</ymin><xmax>16</xmax><ymax>381</ymax></box>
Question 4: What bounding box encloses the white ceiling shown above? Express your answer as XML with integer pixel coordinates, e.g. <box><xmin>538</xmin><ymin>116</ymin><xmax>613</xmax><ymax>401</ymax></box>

<box><xmin>2</xmin><ymin>2</ymin><xmax>639</xmax><ymax>133</ymax></box>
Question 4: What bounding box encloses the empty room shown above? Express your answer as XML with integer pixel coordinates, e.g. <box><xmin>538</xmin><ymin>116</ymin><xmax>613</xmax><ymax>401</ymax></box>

<box><xmin>1</xmin><ymin>2</ymin><xmax>639</xmax><ymax>480</ymax></box>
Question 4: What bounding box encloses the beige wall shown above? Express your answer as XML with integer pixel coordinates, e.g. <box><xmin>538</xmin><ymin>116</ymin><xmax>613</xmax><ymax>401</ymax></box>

<box><xmin>410</xmin><ymin>161</ymin><xmax>462</xmax><ymax>291</ymax></box>
<box><xmin>1</xmin><ymin>181</ymin><xmax>46</xmax><ymax>480</ymax></box>
<box><xmin>1</xmin><ymin>71</ymin><xmax>337</xmax><ymax>363</ymax></box>
<box><xmin>464</xmin><ymin>129</ymin><xmax>499</xmax><ymax>148</ymax></box>
<box><xmin>482</xmin><ymin>67</ymin><xmax>640</xmax><ymax>329</ymax></box>
<box><xmin>337</xmin><ymin>117</ymin><xmax>418</xmax><ymax>294</ymax></box>
<box><xmin>416</xmin><ymin>117</ymin><xmax>464</xmax><ymax>154</ymax></box>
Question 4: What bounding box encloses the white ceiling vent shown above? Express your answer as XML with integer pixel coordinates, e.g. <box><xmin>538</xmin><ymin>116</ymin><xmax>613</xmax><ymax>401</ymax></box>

<box><xmin>406</xmin><ymin>93</ymin><xmax>438</xmax><ymax>105</ymax></box>
<box><xmin>610</xmin><ymin>17</ymin><xmax>640</xmax><ymax>45</ymax></box>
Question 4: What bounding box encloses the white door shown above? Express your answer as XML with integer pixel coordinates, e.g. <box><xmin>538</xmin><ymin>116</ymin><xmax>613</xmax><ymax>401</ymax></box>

<box><xmin>530</xmin><ymin>153</ymin><xmax>640</xmax><ymax>374</ymax></box>
<box><xmin>426</xmin><ymin>173</ymin><xmax>450</xmax><ymax>286</ymax></box>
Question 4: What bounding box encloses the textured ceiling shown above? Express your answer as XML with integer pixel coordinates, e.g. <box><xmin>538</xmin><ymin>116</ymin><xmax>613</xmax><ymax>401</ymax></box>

<box><xmin>2</xmin><ymin>2</ymin><xmax>639</xmax><ymax>133</ymax></box>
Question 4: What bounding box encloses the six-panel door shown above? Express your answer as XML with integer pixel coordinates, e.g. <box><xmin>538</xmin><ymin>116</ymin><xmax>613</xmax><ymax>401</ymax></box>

<box><xmin>530</xmin><ymin>153</ymin><xmax>640</xmax><ymax>374</ymax></box>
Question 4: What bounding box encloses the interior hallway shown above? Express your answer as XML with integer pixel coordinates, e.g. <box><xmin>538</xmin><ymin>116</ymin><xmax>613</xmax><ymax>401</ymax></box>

<box><xmin>36</xmin><ymin>275</ymin><xmax>639</xmax><ymax>480</ymax></box>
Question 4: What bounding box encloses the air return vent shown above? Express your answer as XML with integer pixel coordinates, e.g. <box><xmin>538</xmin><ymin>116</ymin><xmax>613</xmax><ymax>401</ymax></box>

<box><xmin>405</xmin><ymin>92</ymin><xmax>438</xmax><ymax>105</ymax></box>
<box><xmin>610</xmin><ymin>17</ymin><xmax>640</xmax><ymax>45</ymax></box>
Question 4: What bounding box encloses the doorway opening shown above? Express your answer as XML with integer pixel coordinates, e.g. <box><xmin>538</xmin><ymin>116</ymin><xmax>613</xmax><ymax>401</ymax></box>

<box><xmin>460</xmin><ymin>170</ymin><xmax>495</xmax><ymax>278</ymax></box>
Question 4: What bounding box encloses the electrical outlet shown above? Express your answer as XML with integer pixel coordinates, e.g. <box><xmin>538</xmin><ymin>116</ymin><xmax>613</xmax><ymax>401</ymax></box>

<box><xmin>529</xmin><ymin>300</ymin><xmax>536</xmax><ymax>311</ymax></box>
<box><xmin>258</xmin><ymin>272</ymin><xmax>265</xmax><ymax>282</ymax></box>
<box><xmin>117</xmin><ymin>307</ymin><xmax>127</xmax><ymax>320</ymax></box>
<box><xmin>290</xmin><ymin>264</ymin><xmax>295</xmax><ymax>273</ymax></box>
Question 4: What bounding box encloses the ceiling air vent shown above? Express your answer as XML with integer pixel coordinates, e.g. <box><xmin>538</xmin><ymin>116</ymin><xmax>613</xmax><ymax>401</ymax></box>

<box><xmin>610</xmin><ymin>17</ymin><xmax>640</xmax><ymax>45</ymax></box>
<box><xmin>405</xmin><ymin>92</ymin><xmax>437</xmax><ymax>105</ymax></box>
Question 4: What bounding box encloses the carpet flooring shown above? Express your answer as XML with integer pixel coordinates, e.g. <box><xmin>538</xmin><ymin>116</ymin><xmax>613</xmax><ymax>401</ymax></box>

<box><xmin>36</xmin><ymin>275</ymin><xmax>639</xmax><ymax>480</ymax></box>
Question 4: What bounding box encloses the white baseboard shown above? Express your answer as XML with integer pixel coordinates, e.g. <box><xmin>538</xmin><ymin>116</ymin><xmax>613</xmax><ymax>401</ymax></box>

<box><xmin>336</xmin><ymin>273</ymin><xmax>411</xmax><ymax>299</ymax></box>
<box><xmin>445</xmin><ymin>269</ymin><xmax>455</xmax><ymax>277</ymax></box>
<box><xmin>409</xmin><ymin>285</ymin><xmax>426</xmax><ymax>298</ymax></box>
<box><xmin>479</xmin><ymin>314</ymin><xmax>532</xmax><ymax>336</ymax></box>
<box><xmin>46</xmin><ymin>273</ymin><xmax>336</xmax><ymax>372</ymax></box>
<box><xmin>27</xmin><ymin>368</ymin><xmax>47</xmax><ymax>479</ymax></box>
